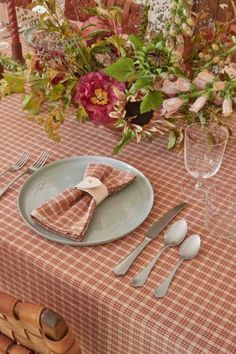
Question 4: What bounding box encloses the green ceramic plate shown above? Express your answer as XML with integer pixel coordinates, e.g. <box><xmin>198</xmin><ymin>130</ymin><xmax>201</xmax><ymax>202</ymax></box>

<box><xmin>18</xmin><ymin>156</ymin><xmax>154</xmax><ymax>246</ymax></box>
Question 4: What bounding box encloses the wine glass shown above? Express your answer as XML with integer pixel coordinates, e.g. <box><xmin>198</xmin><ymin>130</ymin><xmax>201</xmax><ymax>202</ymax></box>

<box><xmin>182</xmin><ymin>122</ymin><xmax>228</xmax><ymax>200</ymax></box>
<box><xmin>205</xmin><ymin>184</ymin><xmax>236</xmax><ymax>239</ymax></box>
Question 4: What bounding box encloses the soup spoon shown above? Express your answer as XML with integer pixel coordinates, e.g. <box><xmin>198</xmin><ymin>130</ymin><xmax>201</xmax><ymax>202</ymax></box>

<box><xmin>154</xmin><ymin>234</ymin><xmax>201</xmax><ymax>298</ymax></box>
<box><xmin>131</xmin><ymin>219</ymin><xmax>188</xmax><ymax>287</ymax></box>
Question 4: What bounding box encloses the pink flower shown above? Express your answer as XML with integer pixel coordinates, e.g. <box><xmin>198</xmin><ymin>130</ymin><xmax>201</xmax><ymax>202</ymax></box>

<box><xmin>214</xmin><ymin>93</ymin><xmax>224</xmax><ymax>105</ymax></box>
<box><xmin>162</xmin><ymin>97</ymin><xmax>185</xmax><ymax>117</ymax></box>
<box><xmin>161</xmin><ymin>78</ymin><xmax>190</xmax><ymax>96</ymax></box>
<box><xmin>161</xmin><ymin>80</ymin><xmax>179</xmax><ymax>95</ymax></box>
<box><xmin>222</xmin><ymin>98</ymin><xmax>233</xmax><ymax>116</ymax></box>
<box><xmin>189</xmin><ymin>96</ymin><xmax>208</xmax><ymax>113</ymax></box>
<box><xmin>74</xmin><ymin>71</ymin><xmax>125</xmax><ymax>125</ymax></box>
<box><xmin>193</xmin><ymin>71</ymin><xmax>215</xmax><ymax>89</ymax></box>
<box><xmin>175</xmin><ymin>78</ymin><xmax>190</xmax><ymax>92</ymax></box>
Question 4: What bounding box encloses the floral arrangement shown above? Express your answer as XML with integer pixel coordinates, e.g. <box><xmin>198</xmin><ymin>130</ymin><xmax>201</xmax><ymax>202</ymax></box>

<box><xmin>1</xmin><ymin>0</ymin><xmax>236</xmax><ymax>153</ymax></box>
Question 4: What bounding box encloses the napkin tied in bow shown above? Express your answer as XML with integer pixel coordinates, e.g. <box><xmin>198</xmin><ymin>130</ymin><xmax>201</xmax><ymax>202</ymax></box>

<box><xmin>31</xmin><ymin>163</ymin><xmax>136</xmax><ymax>240</ymax></box>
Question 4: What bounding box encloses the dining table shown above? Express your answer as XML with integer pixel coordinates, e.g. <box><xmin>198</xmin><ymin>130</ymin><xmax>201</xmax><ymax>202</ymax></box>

<box><xmin>0</xmin><ymin>30</ymin><xmax>235</xmax><ymax>354</ymax></box>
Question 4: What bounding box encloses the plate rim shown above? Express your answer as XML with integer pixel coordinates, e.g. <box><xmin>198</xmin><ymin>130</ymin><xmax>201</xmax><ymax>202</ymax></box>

<box><xmin>18</xmin><ymin>155</ymin><xmax>154</xmax><ymax>246</ymax></box>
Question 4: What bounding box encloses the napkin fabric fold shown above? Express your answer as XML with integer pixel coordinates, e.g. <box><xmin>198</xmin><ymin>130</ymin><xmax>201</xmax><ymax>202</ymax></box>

<box><xmin>31</xmin><ymin>164</ymin><xmax>136</xmax><ymax>241</ymax></box>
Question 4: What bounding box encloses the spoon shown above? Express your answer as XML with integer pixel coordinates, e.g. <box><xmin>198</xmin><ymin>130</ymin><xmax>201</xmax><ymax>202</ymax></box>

<box><xmin>131</xmin><ymin>219</ymin><xmax>188</xmax><ymax>287</ymax></box>
<box><xmin>154</xmin><ymin>234</ymin><xmax>201</xmax><ymax>298</ymax></box>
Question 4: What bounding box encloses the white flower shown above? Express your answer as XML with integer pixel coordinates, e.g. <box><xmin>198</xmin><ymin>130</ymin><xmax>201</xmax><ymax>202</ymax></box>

<box><xmin>189</xmin><ymin>96</ymin><xmax>208</xmax><ymax>113</ymax></box>
<box><xmin>162</xmin><ymin>97</ymin><xmax>185</xmax><ymax>117</ymax></box>
<box><xmin>222</xmin><ymin>98</ymin><xmax>233</xmax><ymax>116</ymax></box>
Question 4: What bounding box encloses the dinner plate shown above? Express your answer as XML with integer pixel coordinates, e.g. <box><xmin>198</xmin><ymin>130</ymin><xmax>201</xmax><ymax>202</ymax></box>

<box><xmin>18</xmin><ymin>156</ymin><xmax>154</xmax><ymax>246</ymax></box>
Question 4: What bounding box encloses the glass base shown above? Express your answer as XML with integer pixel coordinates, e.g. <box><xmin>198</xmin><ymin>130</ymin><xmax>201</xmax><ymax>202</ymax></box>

<box><xmin>181</xmin><ymin>178</ymin><xmax>208</xmax><ymax>201</ymax></box>
<box><xmin>205</xmin><ymin>185</ymin><xmax>236</xmax><ymax>239</ymax></box>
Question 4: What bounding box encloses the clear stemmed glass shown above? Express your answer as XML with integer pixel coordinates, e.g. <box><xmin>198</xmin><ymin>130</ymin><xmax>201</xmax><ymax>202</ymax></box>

<box><xmin>205</xmin><ymin>184</ymin><xmax>236</xmax><ymax>239</ymax></box>
<box><xmin>182</xmin><ymin>122</ymin><xmax>228</xmax><ymax>200</ymax></box>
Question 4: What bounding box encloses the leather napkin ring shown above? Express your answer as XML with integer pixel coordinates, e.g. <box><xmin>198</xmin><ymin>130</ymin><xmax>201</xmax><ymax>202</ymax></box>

<box><xmin>75</xmin><ymin>177</ymin><xmax>109</xmax><ymax>205</ymax></box>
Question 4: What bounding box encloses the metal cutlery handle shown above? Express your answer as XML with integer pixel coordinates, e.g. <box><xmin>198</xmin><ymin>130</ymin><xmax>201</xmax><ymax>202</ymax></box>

<box><xmin>113</xmin><ymin>237</ymin><xmax>151</xmax><ymax>276</ymax></box>
<box><xmin>154</xmin><ymin>258</ymin><xmax>183</xmax><ymax>298</ymax></box>
<box><xmin>0</xmin><ymin>171</ymin><xmax>26</xmax><ymax>198</ymax></box>
<box><xmin>131</xmin><ymin>245</ymin><xmax>169</xmax><ymax>287</ymax></box>
<box><xmin>0</xmin><ymin>168</ymin><xmax>10</xmax><ymax>178</ymax></box>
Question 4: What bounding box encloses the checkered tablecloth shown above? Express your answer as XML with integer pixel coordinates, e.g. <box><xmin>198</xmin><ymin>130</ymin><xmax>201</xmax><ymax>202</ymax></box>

<box><xmin>0</xmin><ymin>34</ymin><xmax>235</xmax><ymax>354</ymax></box>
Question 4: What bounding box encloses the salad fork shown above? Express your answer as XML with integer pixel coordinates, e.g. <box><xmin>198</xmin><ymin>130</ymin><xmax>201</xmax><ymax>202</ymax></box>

<box><xmin>0</xmin><ymin>152</ymin><xmax>29</xmax><ymax>178</ymax></box>
<box><xmin>0</xmin><ymin>150</ymin><xmax>49</xmax><ymax>198</ymax></box>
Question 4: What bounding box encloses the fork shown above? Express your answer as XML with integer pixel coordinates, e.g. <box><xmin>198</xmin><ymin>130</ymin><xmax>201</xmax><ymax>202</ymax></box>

<box><xmin>0</xmin><ymin>152</ymin><xmax>29</xmax><ymax>178</ymax></box>
<box><xmin>0</xmin><ymin>150</ymin><xmax>49</xmax><ymax>198</ymax></box>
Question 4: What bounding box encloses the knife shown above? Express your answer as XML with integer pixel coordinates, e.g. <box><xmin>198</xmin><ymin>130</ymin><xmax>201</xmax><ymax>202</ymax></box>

<box><xmin>113</xmin><ymin>203</ymin><xmax>187</xmax><ymax>276</ymax></box>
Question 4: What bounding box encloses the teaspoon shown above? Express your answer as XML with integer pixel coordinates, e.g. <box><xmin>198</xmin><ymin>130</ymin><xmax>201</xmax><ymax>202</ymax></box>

<box><xmin>154</xmin><ymin>234</ymin><xmax>201</xmax><ymax>298</ymax></box>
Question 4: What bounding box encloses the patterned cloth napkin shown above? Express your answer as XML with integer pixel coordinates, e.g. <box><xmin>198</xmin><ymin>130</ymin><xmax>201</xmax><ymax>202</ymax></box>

<box><xmin>31</xmin><ymin>164</ymin><xmax>136</xmax><ymax>241</ymax></box>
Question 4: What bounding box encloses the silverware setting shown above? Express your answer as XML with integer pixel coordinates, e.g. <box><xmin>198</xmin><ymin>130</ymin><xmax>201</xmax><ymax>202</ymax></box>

<box><xmin>0</xmin><ymin>151</ymin><xmax>29</xmax><ymax>177</ymax></box>
<box><xmin>113</xmin><ymin>203</ymin><xmax>201</xmax><ymax>298</ymax></box>
<box><xmin>113</xmin><ymin>203</ymin><xmax>187</xmax><ymax>276</ymax></box>
<box><xmin>0</xmin><ymin>150</ymin><xmax>49</xmax><ymax>198</ymax></box>
<box><xmin>131</xmin><ymin>219</ymin><xmax>188</xmax><ymax>288</ymax></box>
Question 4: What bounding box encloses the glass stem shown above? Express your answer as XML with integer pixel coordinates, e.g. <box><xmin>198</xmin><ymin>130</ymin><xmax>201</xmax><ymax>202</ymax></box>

<box><xmin>205</xmin><ymin>189</ymin><xmax>210</xmax><ymax>230</ymax></box>
<box><xmin>195</xmin><ymin>178</ymin><xmax>204</xmax><ymax>190</ymax></box>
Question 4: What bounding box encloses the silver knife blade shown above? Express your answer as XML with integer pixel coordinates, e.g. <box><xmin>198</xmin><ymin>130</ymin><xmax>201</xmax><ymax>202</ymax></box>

<box><xmin>146</xmin><ymin>202</ymin><xmax>187</xmax><ymax>239</ymax></box>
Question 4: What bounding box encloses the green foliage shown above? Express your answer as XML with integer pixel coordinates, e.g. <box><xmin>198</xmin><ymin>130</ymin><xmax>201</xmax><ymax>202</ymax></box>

<box><xmin>0</xmin><ymin>54</ymin><xmax>25</xmax><ymax>72</ymax></box>
<box><xmin>113</xmin><ymin>129</ymin><xmax>136</xmax><ymax>154</ymax></box>
<box><xmin>0</xmin><ymin>0</ymin><xmax>235</xmax><ymax>154</ymax></box>
<box><xmin>105</xmin><ymin>58</ymin><xmax>135</xmax><ymax>81</ymax></box>
<box><xmin>48</xmin><ymin>83</ymin><xmax>65</xmax><ymax>101</ymax></box>
<box><xmin>76</xmin><ymin>105</ymin><xmax>88</xmax><ymax>123</ymax></box>
<box><xmin>140</xmin><ymin>91</ymin><xmax>163</xmax><ymax>114</ymax></box>
<box><xmin>0</xmin><ymin>72</ymin><xmax>25</xmax><ymax>96</ymax></box>
<box><xmin>167</xmin><ymin>129</ymin><xmax>176</xmax><ymax>150</ymax></box>
<box><xmin>22</xmin><ymin>94</ymin><xmax>44</xmax><ymax>115</ymax></box>
<box><xmin>44</xmin><ymin>108</ymin><xmax>64</xmax><ymax>142</ymax></box>
<box><xmin>129</xmin><ymin>35</ymin><xmax>144</xmax><ymax>52</ymax></box>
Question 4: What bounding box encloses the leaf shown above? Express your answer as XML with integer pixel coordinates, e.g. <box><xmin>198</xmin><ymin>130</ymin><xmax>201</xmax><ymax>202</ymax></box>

<box><xmin>129</xmin><ymin>76</ymin><xmax>153</xmax><ymax>95</ymax></box>
<box><xmin>128</xmin><ymin>35</ymin><xmax>144</xmax><ymax>52</ymax></box>
<box><xmin>44</xmin><ymin>108</ymin><xmax>64</xmax><ymax>142</ymax></box>
<box><xmin>140</xmin><ymin>91</ymin><xmax>163</xmax><ymax>114</ymax></box>
<box><xmin>169</xmin><ymin>66</ymin><xmax>187</xmax><ymax>77</ymax></box>
<box><xmin>76</xmin><ymin>105</ymin><xmax>88</xmax><ymax>123</ymax></box>
<box><xmin>48</xmin><ymin>83</ymin><xmax>65</xmax><ymax>101</ymax></box>
<box><xmin>107</xmin><ymin>35</ymin><xmax>125</xmax><ymax>51</ymax></box>
<box><xmin>1</xmin><ymin>72</ymin><xmax>25</xmax><ymax>95</ymax></box>
<box><xmin>22</xmin><ymin>94</ymin><xmax>44</xmax><ymax>115</ymax></box>
<box><xmin>87</xmin><ymin>29</ymin><xmax>110</xmax><ymax>39</ymax></box>
<box><xmin>104</xmin><ymin>57</ymin><xmax>135</xmax><ymax>82</ymax></box>
<box><xmin>30</xmin><ymin>77</ymin><xmax>48</xmax><ymax>91</ymax></box>
<box><xmin>135</xmin><ymin>76</ymin><xmax>153</xmax><ymax>90</ymax></box>
<box><xmin>113</xmin><ymin>129</ymin><xmax>136</xmax><ymax>154</ymax></box>
<box><xmin>167</xmin><ymin>129</ymin><xmax>176</xmax><ymax>150</ymax></box>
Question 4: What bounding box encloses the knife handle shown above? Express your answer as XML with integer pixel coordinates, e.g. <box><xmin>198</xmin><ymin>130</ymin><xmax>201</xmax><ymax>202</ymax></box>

<box><xmin>113</xmin><ymin>237</ymin><xmax>151</xmax><ymax>276</ymax></box>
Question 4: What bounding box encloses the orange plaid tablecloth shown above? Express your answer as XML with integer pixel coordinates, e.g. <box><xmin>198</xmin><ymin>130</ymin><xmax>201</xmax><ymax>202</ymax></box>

<box><xmin>0</xmin><ymin>37</ymin><xmax>235</xmax><ymax>354</ymax></box>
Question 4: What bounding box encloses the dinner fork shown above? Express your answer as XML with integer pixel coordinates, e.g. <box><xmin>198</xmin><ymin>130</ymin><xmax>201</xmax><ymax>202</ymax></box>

<box><xmin>0</xmin><ymin>150</ymin><xmax>49</xmax><ymax>198</ymax></box>
<box><xmin>0</xmin><ymin>152</ymin><xmax>29</xmax><ymax>178</ymax></box>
